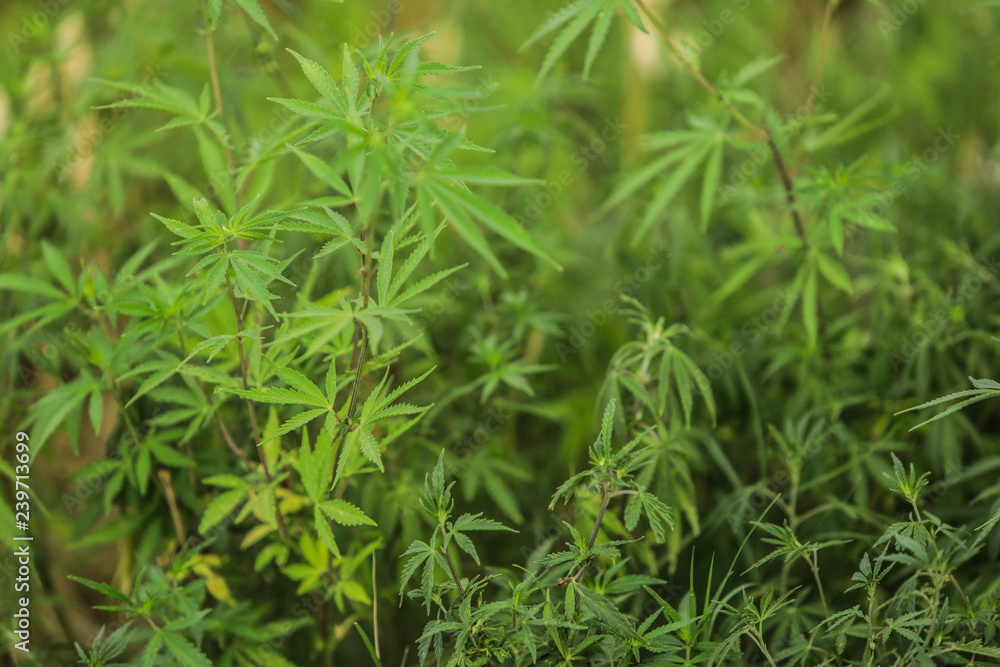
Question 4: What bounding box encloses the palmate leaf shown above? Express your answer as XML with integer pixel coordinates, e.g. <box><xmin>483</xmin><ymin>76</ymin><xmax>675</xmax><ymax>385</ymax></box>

<box><xmin>634</xmin><ymin>141</ymin><xmax>714</xmax><ymax>243</ymax></box>
<box><xmin>68</xmin><ymin>575</ymin><xmax>133</xmax><ymax>606</ymax></box>
<box><xmin>384</xmin><ymin>227</ymin><xmax>440</xmax><ymax>303</ymax></box>
<box><xmin>288</xmin><ymin>145</ymin><xmax>352</xmax><ymax>198</ymax></box>
<box><xmin>521</xmin><ymin>0</ymin><xmax>646</xmax><ymax>81</ymax></box>
<box><xmin>156</xmin><ymin>199</ymin><xmax>300</xmax><ymax>315</ymax></box>
<box><xmin>234</xmin><ymin>0</ymin><xmax>276</xmax><ymax>39</ymax></box>
<box><xmin>270</xmin><ymin>44</ymin><xmax>372</xmax><ymax>138</ymax></box>
<box><xmin>161</xmin><ymin>632</ymin><xmax>213</xmax><ymax>667</ymax></box>
<box><xmin>658</xmin><ymin>346</ymin><xmax>717</xmax><ymax>429</ymax></box>
<box><xmin>896</xmin><ymin>376</ymin><xmax>1000</xmax><ymax>431</ymax></box>
<box><xmin>334</xmin><ymin>369</ymin><xmax>435</xmax><ymax>482</ymax></box>
<box><xmin>92</xmin><ymin>78</ymin><xmax>224</xmax><ymax>137</ymax></box>
<box><xmin>549</xmin><ymin>470</ymin><xmax>593</xmax><ymax>510</ymax></box>
<box><xmin>318</xmin><ymin>499</ymin><xmax>376</xmax><ymax>526</ymax></box>
<box><xmin>41</xmin><ymin>241</ymin><xmax>76</xmax><ymax>294</ymax></box>
<box><xmin>23</xmin><ymin>374</ymin><xmax>98</xmax><ymax>458</ymax></box>
<box><xmin>298</xmin><ymin>429</ymin><xmax>332</xmax><ymax>502</ymax></box>
<box><xmin>599</xmin><ymin>126</ymin><xmax>730</xmax><ymax>243</ymax></box>
<box><xmin>226</xmin><ymin>360</ymin><xmax>338</xmax><ymax>446</ymax></box>
<box><xmin>422</xmin><ymin>177</ymin><xmax>561</xmax><ymax>275</ymax></box>
<box><xmin>278</xmin><ymin>299</ymin><xmax>356</xmax><ymax>358</ymax></box>
<box><xmin>594</xmin><ymin>398</ymin><xmax>616</xmax><ymax>463</ymax></box>
<box><xmin>418</xmin><ymin>184</ymin><xmax>505</xmax><ymax>277</ymax></box>
<box><xmin>447</xmin><ymin>512</ymin><xmax>516</xmax><ymax>566</ymax></box>
<box><xmin>0</xmin><ymin>273</ymin><xmax>65</xmax><ymax>300</ymax></box>
<box><xmin>285</xmin><ymin>49</ymin><xmax>348</xmax><ymax>116</ymax></box>
<box><xmin>400</xmin><ymin>540</ymin><xmax>435</xmax><ymax>608</ymax></box>
<box><xmin>637</xmin><ymin>490</ymin><xmax>675</xmax><ymax>541</ymax></box>
<box><xmin>452</xmin><ymin>513</ymin><xmax>516</xmax><ymax>534</ymax></box>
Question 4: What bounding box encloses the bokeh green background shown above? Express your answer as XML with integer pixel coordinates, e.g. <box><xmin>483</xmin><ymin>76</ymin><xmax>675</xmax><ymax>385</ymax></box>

<box><xmin>3</xmin><ymin>0</ymin><xmax>1000</xmax><ymax>663</ymax></box>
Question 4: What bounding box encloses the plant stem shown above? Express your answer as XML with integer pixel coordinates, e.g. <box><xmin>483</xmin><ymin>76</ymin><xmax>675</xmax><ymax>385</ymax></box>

<box><xmin>633</xmin><ymin>0</ymin><xmax>765</xmax><ymax>139</ymax></box>
<box><xmin>803</xmin><ymin>0</ymin><xmax>836</xmax><ymax>121</ymax></box>
<box><xmin>862</xmin><ymin>592</ymin><xmax>876</xmax><ymax>667</ymax></box>
<box><xmin>633</xmin><ymin>0</ymin><xmax>823</xmax><ymax>347</ymax></box>
<box><xmin>372</xmin><ymin>553</ymin><xmax>381</xmax><ymax>660</ymax></box>
<box><xmin>158</xmin><ymin>469</ymin><xmax>187</xmax><ymax>545</ymax></box>
<box><xmin>765</xmin><ymin>126</ymin><xmax>807</xmax><ymax>246</ymax></box>
<box><xmin>333</xmin><ymin>188</ymin><xmax>384</xmax><ymax>497</ymax></box>
<box><xmin>442</xmin><ymin>548</ymin><xmax>466</xmax><ymax>599</ymax></box>
<box><xmin>176</xmin><ymin>325</ymin><xmax>252</xmax><ymax>472</ymax></box>
<box><xmin>571</xmin><ymin>484</ymin><xmax>612</xmax><ymax>582</ymax></box>
<box><xmin>808</xmin><ymin>550</ymin><xmax>830</xmax><ymax>618</ymax></box>
<box><xmin>225</xmin><ymin>274</ymin><xmax>289</xmax><ymax>541</ymax></box>
<box><xmin>499</xmin><ymin>609</ymin><xmax>517</xmax><ymax>648</ymax></box>
<box><xmin>199</xmin><ymin>3</ymin><xmax>238</xmax><ymax>188</ymax></box>
<box><xmin>948</xmin><ymin>573</ymin><xmax>969</xmax><ymax>610</ymax></box>
<box><xmin>109</xmin><ymin>379</ymin><xmax>143</xmax><ymax>448</ymax></box>
<box><xmin>747</xmin><ymin>631</ymin><xmax>778</xmax><ymax>667</ymax></box>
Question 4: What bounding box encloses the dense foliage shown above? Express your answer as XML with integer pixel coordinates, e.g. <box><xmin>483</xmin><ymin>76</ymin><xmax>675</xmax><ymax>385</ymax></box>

<box><xmin>2</xmin><ymin>0</ymin><xmax>1000</xmax><ymax>665</ymax></box>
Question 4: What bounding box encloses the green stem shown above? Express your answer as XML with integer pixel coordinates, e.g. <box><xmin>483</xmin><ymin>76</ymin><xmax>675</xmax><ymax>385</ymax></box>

<box><xmin>199</xmin><ymin>2</ymin><xmax>238</xmax><ymax>192</ymax></box>
<box><xmin>333</xmin><ymin>187</ymin><xmax>385</xmax><ymax>497</ymax></box>
<box><xmin>802</xmin><ymin>0</ymin><xmax>837</xmax><ymax>122</ymax></box>
<box><xmin>176</xmin><ymin>324</ymin><xmax>250</xmax><ymax>475</ymax></box>
<box><xmin>442</xmin><ymin>548</ymin><xmax>466</xmax><ymax>599</ymax></box>
<box><xmin>109</xmin><ymin>378</ymin><xmax>143</xmax><ymax>448</ymax></box>
<box><xmin>632</xmin><ymin>0</ymin><xmax>765</xmax><ymax>139</ymax></box>
<box><xmin>747</xmin><ymin>631</ymin><xmax>778</xmax><ymax>667</ymax></box>
<box><xmin>570</xmin><ymin>484</ymin><xmax>612</xmax><ymax>583</ymax></box>
<box><xmin>808</xmin><ymin>550</ymin><xmax>830</xmax><ymax>618</ymax></box>
<box><xmin>225</xmin><ymin>273</ymin><xmax>289</xmax><ymax>541</ymax></box>
<box><xmin>862</xmin><ymin>592</ymin><xmax>876</xmax><ymax>667</ymax></box>
<box><xmin>765</xmin><ymin>127</ymin><xmax>807</xmax><ymax>246</ymax></box>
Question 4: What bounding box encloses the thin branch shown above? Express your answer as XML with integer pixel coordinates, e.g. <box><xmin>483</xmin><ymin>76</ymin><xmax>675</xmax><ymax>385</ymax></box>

<box><xmin>158</xmin><ymin>469</ymin><xmax>187</xmax><ymax>545</ymax></box>
<box><xmin>747</xmin><ymin>631</ymin><xmax>779</xmax><ymax>667</ymax></box>
<box><xmin>633</xmin><ymin>0</ymin><xmax>766</xmax><ymax>139</ymax></box>
<box><xmin>570</xmin><ymin>483</ymin><xmax>612</xmax><ymax>583</ymax></box>
<box><xmin>176</xmin><ymin>325</ymin><xmax>252</xmax><ymax>471</ymax></box>
<box><xmin>765</xmin><ymin>125</ymin><xmax>807</xmax><ymax>246</ymax></box>
<box><xmin>633</xmin><ymin>0</ymin><xmax>819</xmax><ymax>265</ymax></box>
<box><xmin>109</xmin><ymin>379</ymin><xmax>143</xmax><ymax>448</ymax></box>
<box><xmin>372</xmin><ymin>552</ymin><xmax>381</xmax><ymax>659</ymax></box>
<box><xmin>442</xmin><ymin>548</ymin><xmax>467</xmax><ymax>599</ymax></box>
<box><xmin>333</xmin><ymin>188</ymin><xmax>384</xmax><ymax>497</ymax></box>
<box><xmin>809</xmin><ymin>550</ymin><xmax>830</xmax><ymax>618</ymax></box>
<box><xmin>498</xmin><ymin>609</ymin><xmax>517</xmax><ymax>648</ymax></box>
<box><xmin>199</xmin><ymin>3</ymin><xmax>238</xmax><ymax>192</ymax></box>
<box><xmin>226</xmin><ymin>273</ymin><xmax>290</xmax><ymax>540</ymax></box>
<box><xmin>803</xmin><ymin>0</ymin><xmax>836</xmax><ymax>121</ymax></box>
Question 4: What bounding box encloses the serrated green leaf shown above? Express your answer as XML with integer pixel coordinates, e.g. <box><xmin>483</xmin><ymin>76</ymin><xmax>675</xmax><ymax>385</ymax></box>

<box><xmin>234</xmin><ymin>0</ymin><xmax>276</xmax><ymax>38</ymax></box>
<box><xmin>319</xmin><ymin>499</ymin><xmax>376</xmax><ymax>526</ymax></box>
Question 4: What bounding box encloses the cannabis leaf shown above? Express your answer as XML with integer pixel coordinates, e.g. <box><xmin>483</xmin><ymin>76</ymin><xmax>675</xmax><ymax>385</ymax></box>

<box><xmin>521</xmin><ymin>0</ymin><xmax>647</xmax><ymax>81</ymax></box>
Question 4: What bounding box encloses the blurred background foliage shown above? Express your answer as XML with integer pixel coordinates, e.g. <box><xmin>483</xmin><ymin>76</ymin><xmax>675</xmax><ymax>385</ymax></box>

<box><xmin>2</xmin><ymin>0</ymin><xmax>1000</xmax><ymax>664</ymax></box>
